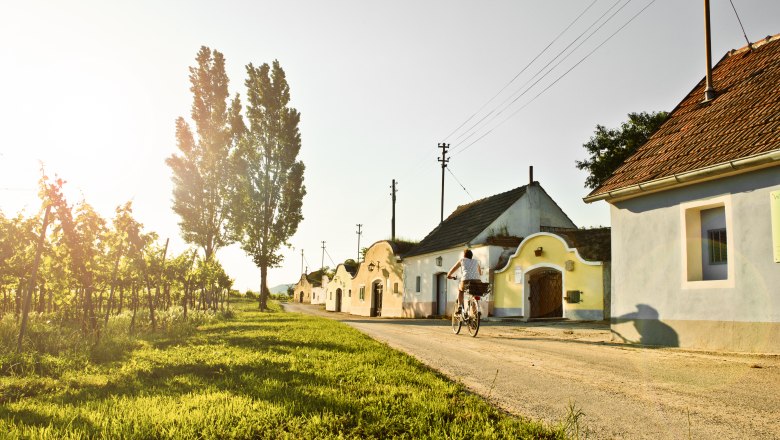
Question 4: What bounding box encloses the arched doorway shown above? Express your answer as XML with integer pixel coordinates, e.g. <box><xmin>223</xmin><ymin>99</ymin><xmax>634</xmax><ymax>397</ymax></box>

<box><xmin>528</xmin><ymin>268</ymin><xmax>563</xmax><ymax>319</ymax></box>
<box><xmin>335</xmin><ymin>288</ymin><xmax>342</xmax><ymax>312</ymax></box>
<box><xmin>435</xmin><ymin>273</ymin><xmax>447</xmax><ymax>316</ymax></box>
<box><xmin>370</xmin><ymin>281</ymin><xmax>383</xmax><ymax>317</ymax></box>
<box><xmin>299</xmin><ymin>291</ymin><xmax>304</xmax><ymax>303</ymax></box>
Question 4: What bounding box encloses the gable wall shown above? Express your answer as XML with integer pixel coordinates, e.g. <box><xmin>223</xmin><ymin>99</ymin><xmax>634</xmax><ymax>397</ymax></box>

<box><xmin>326</xmin><ymin>266</ymin><xmax>353</xmax><ymax>313</ymax></box>
<box><xmin>350</xmin><ymin>242</ymin><xmax>405</xmax><ymax>317</ymax></box>
<box><xmin>472</xmin><ymin>185</ymin><xmax>576</xmax><ymax>244</ymax></box>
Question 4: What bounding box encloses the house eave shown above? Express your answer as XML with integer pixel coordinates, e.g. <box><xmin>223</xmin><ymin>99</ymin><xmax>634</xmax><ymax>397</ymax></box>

<box><xmin>583</xmin><ymin>148</ymin><xmax>780</xmax><ymax>204</ymax></box>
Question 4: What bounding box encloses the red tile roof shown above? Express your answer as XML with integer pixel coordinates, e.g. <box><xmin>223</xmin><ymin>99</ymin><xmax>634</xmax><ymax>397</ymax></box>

<box><xmin>589</xmin><ymin>34</ymin><xmax>780</xmax><ymax>199</ymax></box>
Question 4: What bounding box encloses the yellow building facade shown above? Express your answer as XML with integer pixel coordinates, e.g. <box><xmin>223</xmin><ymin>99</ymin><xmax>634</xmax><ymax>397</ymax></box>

<box><xmin>493</xmin><ymin>232</ymin><xmax>609</xmax><ymax>321</ymax></box>
<box><xmin>292</xmin><ymin>274</ymin><xmax>313</xmax><ymax>304</ymax></box>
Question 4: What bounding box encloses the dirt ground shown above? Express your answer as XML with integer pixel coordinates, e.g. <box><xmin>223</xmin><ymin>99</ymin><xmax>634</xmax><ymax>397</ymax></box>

<box><xmin>283</xmin><ymin>302</ymin><xmax>780</xmax><ymax>439</ymax></box>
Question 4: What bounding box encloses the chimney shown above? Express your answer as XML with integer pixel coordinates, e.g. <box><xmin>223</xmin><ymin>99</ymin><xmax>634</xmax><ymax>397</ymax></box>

<box><xmin>529</xmin><ymin>165</ymin><xmax>534</xmax><ymax>185</ymax></box>
<box><xmin>703</xmin><ymin>0</ymin><xmax>716</xmax><ymax>102</ymax></box>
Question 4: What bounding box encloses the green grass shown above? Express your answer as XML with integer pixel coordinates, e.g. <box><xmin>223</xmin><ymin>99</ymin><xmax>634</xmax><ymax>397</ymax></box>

<box><xmin>0</xmin><ymin>299</ymin><xmax>565</xmax><ymax>439</ymax></box>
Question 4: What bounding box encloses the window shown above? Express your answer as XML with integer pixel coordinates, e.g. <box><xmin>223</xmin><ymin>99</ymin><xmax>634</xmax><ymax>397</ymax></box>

<box><xmin>348</xmin><ymin>289</ymin><xmax>352</xmax><ymax>298</ymax></box>
<box><xmin>415</xmin><ymin>276</ymin><xmax>421</xmax><ymax>292</ymax></box>
<box><xmin>329</xmin><ymin>291</ymin><xmax>333</xmax><ymax>300</ymax></box>
<box><xmin>708</xmin><ymin>228</ymin><xmax>727</xmax><ymax>264</ymax></box>
<box><xmin>359</xmin><ymin>286</ymin><xmax>365</xmax><ymax>300</ymax></box>
<box><xmin>393</xmin><ymin>282</ymin><xmax>399</xmax><ymax>293</ymax></box>
<box><xmin>681</xmin><ymin>197</ymin><xmax>733</xmax><ymax>287</ymax></box>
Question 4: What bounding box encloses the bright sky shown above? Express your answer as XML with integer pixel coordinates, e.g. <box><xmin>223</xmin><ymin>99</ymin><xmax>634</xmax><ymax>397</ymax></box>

<box><xmin>2</xmin><ymin>1</ymin><xmax>779</xmax><ymax>291</ymax></box>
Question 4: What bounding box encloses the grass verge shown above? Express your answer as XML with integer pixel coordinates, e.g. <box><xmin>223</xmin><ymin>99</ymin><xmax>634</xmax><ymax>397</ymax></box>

<box><xmin>0</xmin><ymin>298</ymin><xmax>566</xmax><ymax>439</ymax></box>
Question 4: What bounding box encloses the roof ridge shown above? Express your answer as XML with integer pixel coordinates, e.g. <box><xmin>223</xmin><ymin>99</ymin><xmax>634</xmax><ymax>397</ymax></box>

<box><xmin>448</xmin><ymin>182</ymin><xmax>531</xmax><ymax>219</ymax></box>
<box><xmin>728</xmin><ymin>32</ymin><xmax>780</xmax><ymax>57</ymax></box>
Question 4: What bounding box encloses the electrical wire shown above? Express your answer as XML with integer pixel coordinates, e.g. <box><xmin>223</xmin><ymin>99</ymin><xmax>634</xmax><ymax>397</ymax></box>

<box><xmin>728</xmin><ymin>0</ymin><xmax>751</xmax><ymax>47</ymax></box>
<box><xmin>401</xmin><ymin>2</ymin><xmax>622</xmax><ymax>182</ymax></box>
<box><xmin>324</xmin><ymin>248</ymin><xmax>337</xmax><ymax>267</ymax></box>
<box><xmin>451</xmin><ymin>0</ymin><xmax>632</xmax><ymax>151</ymax></box>
<box><xmin>442</xmin><ymin>0</ymin><xmax>599</xmax><ymax>142</ymax></box>
<box><xmin>451</xmin><ymin>0</ymin><xmax>626</xmax><ymax>145</ymax></box>
<box><xmin>446</xmin><ymin>167</ymin><xmax>474</xmax><ymax>200</ymax></box>
<box><xmin>454</xmin><ymin>0</ymin><xmax>658</xmax><ymax>156</ymax></box>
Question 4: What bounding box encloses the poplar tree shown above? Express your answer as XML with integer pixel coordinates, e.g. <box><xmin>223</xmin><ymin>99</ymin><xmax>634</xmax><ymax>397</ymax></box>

<box><xmin>231</xmin><ymin>61</ymin><xmax>305</xmax><ymax>311</ymax></box>
<box><xmin>166</xmin><ymin>46</ymin><xmax>245</xmax><ymax>263</ymax></box>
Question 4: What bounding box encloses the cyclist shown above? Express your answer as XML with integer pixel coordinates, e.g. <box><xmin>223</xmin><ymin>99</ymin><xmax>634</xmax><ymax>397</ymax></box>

<box><xmin>446</xmin><ymin>249</ymin><xmax>482</xmax><ymax>315</ymax></box>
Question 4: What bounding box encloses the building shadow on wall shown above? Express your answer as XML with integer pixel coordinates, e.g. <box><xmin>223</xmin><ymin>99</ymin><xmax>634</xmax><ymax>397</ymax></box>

<box><xmin>612</xmin><ymin>304</ymin><xmax>679</xmax><ymax>347</ymax></box>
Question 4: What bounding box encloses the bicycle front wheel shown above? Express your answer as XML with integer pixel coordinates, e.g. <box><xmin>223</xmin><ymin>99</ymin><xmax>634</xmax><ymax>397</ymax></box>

<box><xmin>467</xmin><ymin>302</ymin><xmax>480</xmax><ymax>337</ymax></box>
<box><xmin>451</xmin><ymin>305</ymin><xmax>462</xmax><ymax>334</ymax></box>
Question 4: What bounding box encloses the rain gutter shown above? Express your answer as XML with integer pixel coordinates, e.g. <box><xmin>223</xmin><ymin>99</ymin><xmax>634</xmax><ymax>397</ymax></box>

<box><xmin>583</xmin><ymin>149</ymin><xmax>780</xmax><ymax>204</ymax></box>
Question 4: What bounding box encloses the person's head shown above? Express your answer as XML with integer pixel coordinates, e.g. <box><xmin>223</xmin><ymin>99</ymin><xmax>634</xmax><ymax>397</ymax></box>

<box><xmin>463</xmin><ymin>249</ymin><xmax>473</xmax><ymax>259</ymax></box>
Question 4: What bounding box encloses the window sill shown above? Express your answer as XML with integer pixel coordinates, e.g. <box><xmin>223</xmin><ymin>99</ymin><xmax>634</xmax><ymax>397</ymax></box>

<box><xmin>682</xmin><ymin>278</ymin><xmax>735</xmax><ymax>289</ymax></box>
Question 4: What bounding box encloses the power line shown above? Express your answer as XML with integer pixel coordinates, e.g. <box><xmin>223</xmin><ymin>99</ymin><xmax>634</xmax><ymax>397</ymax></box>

<box><xmin>451</xmin><ymin>0</ymin><xmax>631</xmax><ymax>151</ymax></box>
<box><xmin>442</xmin><ymin>0</ymin><xmax>599</xmax><ymax>142</ymax></box>
<box><xmin>395</xmin><ymin>1</ymin><xmax>629</xmax><ymax>184</ymax></box>
<box><xmin>728</xmin><ymin>0</ymin><xmax>751</xmax><ymax>47</ymax></box>
<box><xmin>451</xmin><ymin>0</ymin><xmax>626</xmax><ymax>146</ymax></box>
<box><xmin>454</xmin><ymin>0</ymin><xmax>657</xmax><ymax>156</ymax></box>
<box><xmin>446</xmin><ymin>167</ymin><xmax>474</xmax><ymax>200</ymax></box>
<box><xmin>324</xmin><ymin>248</ymin><xmax>337</xmax><ymax>268</ymax></box>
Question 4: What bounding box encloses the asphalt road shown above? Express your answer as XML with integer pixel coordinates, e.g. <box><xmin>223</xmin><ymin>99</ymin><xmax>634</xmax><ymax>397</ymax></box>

<box><xmin>282</xmin><ymin>302</ymin><xmax>780</xmax><ymax>439</ymax></box>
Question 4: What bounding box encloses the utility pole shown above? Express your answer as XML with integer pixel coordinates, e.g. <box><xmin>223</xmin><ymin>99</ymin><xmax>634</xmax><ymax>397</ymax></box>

<box><xmin>321</xmin><ymin>241</ymin><xmax>326</xmax><ymax>271</ymax></box>
<box><xmin>390</xmin><ymin>179</ymin><xmax>397</xmax><ymax>241</ymax></box>
<box><xmin>356</xmin><ymin>224</ymin><xmax>362</xmax><ymax>263</ymax></box>
<box><xmin>438</xmin><ymin>143</ymin><xmax>450</xmax><ymax>223</ymax></box>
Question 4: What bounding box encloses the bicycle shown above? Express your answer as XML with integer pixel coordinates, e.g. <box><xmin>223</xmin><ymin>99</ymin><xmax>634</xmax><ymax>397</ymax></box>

<box><xmin>449</xmin><ymin>278</ymin><xmax>490</xmax><ymax>337</ymax></box>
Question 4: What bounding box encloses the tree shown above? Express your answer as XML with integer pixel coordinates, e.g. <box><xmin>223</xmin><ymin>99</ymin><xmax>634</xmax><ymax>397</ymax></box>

<box><xmin>166</xmin><ymin>46</ymin><xmax>245</xmax><ymax>263</ymax></box>
<box><xmin>575</xmin><ymin>111</ymin><xmax>668</xmax><ymax>190</ymax></box>
<box><xmin>231</xmin><ymin>60</ymin><xmax>305</xmax><ymax>311</ymax></box>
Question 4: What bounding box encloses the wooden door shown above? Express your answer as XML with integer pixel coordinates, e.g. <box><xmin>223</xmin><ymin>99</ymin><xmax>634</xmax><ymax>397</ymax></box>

<box><xmin>529</xmin><ymin>270</ymin><xmax>562</xmax><ymax>318</ymax></box>
<box><xmin>335</xmin><ymin>289</ymin><xmax>342</xmax><ymax>312</ymax></box>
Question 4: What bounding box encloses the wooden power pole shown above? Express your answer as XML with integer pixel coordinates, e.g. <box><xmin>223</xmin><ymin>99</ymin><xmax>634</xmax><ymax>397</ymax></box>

<box><xmin>438</xmin><ymin>143</ymin><xmax>449</xmax><ymax>223</ymax></box>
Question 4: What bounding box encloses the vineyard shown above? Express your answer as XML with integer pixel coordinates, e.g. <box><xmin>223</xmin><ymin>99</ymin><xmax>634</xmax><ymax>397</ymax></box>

<box><xmin>1</xmin><ymin>174</ymin><xmax>235</xmax><ymax>372</ymax></box>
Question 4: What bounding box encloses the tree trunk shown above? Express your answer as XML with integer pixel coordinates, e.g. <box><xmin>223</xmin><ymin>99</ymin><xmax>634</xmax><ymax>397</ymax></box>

<box><xmin>17</xmin><ymin>205</ymin><xmax>51</xmax><ymax>352</ymax></box>
<box><xmin>182</xmin><ymin>283</ymin><xmax>189</xmax><ymax>319</ymax></box>
<box><xmin>118</xmin><ymin>283</ymin><xmax>124</xmax><ymax>313</ymax></box>
<box><xmin>154</xmin><ymin>239</ymin><xmax>169</xmax><ymax>321</ymax></box>
<box><xmin>37</xmin><ymin>284</ymin><xmax>46</xmax><ymax>313</ymax></box>
<box><xmin>130</xmin><ymin>283</ymin><xmax>138</xmax><ymax>333</ymax></box>
<box><xmin>259</xmin><ymin>264</ymin><xmax>268</xmax><ymax>311</ymax></box>
<box><xmin>15</xmin><ymin>281</ymin><xmax>23</xmax><ymax>319</ymax></box>
<box><xmin>104</xmin><ymin>249</ymin><xmax>122</xmax><ymax>327</ymax></box>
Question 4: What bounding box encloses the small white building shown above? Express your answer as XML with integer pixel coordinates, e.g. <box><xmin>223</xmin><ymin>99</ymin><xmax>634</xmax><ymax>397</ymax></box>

<box><xmin>402</xmin><ymin>181</ymin><xmax>576</xmax><ymax>317</ymax></box>
<box><xmin>325</xmin><ymin>264</ymin><xmax>357</xmax><ymax>313</ymax></box>
<box><xmin>311</xmin><ymin>275</ymin><xmax>328</xmax><ymax>305</ymax></box>
<box><xmin>585</xmin><ymin>35</ymin><xmax>780</xmax><ymax>352</ymax></box>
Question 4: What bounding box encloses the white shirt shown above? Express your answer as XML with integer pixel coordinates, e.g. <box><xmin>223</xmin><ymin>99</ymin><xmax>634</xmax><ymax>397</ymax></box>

<box><xmin>459</xmin><ymin>258</ymin><xmax>480</xmax><ymax>280</ymax></box>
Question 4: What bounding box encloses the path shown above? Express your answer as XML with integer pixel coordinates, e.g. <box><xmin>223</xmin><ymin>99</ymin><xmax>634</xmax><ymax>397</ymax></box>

<box><xmin>283</xmin><ymin>302</ymin><xmax>780</xmax><ymax>439</ymax></box>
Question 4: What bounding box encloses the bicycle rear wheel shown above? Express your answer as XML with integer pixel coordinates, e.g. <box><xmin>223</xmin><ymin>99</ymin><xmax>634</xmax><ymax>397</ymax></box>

<box><xmin>466</xmin><ymin>301</ymin><xmax>480</xmax><ymax>337</ymax></box>
<box><xmin>451</xmin><ymin>305</ymin><xmax>462</xmax><ymax>334</ymax></box>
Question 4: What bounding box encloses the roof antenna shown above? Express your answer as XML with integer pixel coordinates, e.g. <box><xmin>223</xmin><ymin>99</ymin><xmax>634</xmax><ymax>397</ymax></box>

<box><xmin>703</xmin><ymin>0</ymin><xmax>717</xmax><ymax>102</ymax></box>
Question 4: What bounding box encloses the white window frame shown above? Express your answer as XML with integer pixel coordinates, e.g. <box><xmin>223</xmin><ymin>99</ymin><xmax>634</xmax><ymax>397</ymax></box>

<box><xmin>679</xmin><ymin>194</ymin><xmax>735</xmax><ymax>289</ymax></box>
